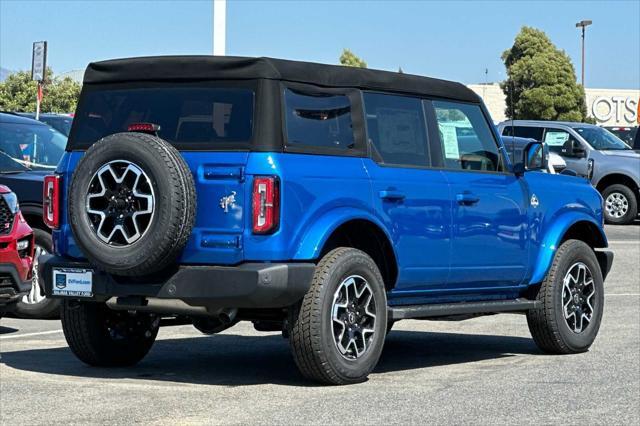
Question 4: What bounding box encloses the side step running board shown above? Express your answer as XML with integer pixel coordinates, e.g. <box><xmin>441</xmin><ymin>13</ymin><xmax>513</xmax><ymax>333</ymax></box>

<box><xmin>389</xmin><ymin>298</ymin><xmax>540</xmax><ymax>321</ymax></box>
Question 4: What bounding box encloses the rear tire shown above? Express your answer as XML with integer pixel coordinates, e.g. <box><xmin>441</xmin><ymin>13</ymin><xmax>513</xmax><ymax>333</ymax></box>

<box><xmin>61</xmin><ymin>300</ymin><xmax>159</xmax><ymax>366</ymax></box>
<box><xmin>527</xmin><ymin>239</ymin><xmax>604</xmax><ymax>354</ymax></box>
<box><xmin>602</xmin><ymin>184</ymin><xmax>637</xmax><ymax>225</ymax></box>
<box><xmin>288</xmin><ymin>248</ymin><xmax>387</xmax><ymax>385</ymax></box>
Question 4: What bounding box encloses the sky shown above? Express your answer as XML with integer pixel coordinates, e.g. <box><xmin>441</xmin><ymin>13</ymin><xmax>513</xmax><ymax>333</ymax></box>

<box><xmin>0</xmin><ymin>0</ymin><xmax>638</xmax><ymax>89</ymax></box>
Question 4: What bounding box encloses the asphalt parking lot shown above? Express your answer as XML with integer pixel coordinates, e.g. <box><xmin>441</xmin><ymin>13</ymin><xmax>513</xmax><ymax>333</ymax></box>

<box><xmin>1</xmin><ymin>224</ymin><xmax>638</xmax><ymax>425</ymax></box>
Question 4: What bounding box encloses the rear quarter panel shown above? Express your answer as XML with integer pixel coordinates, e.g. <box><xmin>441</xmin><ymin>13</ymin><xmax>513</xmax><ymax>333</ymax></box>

<box><xmin>243</xmin><ymin>152</ymin><xmax>374</xmax><ymax>261</ymax></box>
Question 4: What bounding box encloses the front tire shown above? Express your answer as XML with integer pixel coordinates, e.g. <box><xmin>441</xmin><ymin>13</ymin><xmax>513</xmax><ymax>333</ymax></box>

<box><xmin>15</xmin><ymin>229</ymin><xmax>60</xmax><ymax>319</ymax></box>
<box><xmin>602</xmin><ymin>184</ymin><xmax>637</xmax><ymax>225</ymax></box>
<box><xmin>288</xmin><ymin>248</ymin><xmax>387</xmax><ymax>385</ymax></box>
<box><xmin>527</xmin><ymin>240</ymin><xmax>604</xmax><ymax>354</ymax></box>
<box><xmin>61</xmin><ymin>300</ymin><xmax>159</xmax><ymax>366</ymax></box>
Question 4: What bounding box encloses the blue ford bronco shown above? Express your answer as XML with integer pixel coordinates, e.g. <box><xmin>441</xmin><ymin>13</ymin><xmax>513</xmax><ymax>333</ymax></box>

<box><xmin>40</xmin><ymin>56</ymin><xmax>613</xmax><ymax>385</ymax></box>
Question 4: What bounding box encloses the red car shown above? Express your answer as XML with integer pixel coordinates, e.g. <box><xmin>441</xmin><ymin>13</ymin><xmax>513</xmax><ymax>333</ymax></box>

<box><xmin>0</xmin><ymin>184</ymin><xmax>34</xmax><ymax>315</ymax></box>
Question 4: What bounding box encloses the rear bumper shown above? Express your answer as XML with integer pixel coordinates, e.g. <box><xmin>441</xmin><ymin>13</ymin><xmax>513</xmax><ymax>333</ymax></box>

<box><xmin>0</xmin><ymin>263</ymin><xmax>31</xmax><ymax>308</ymax></box>
<box><xmin>39</xmin><ymin>255</ymin><xmax>315</xmax><ymax>311</ymax></box>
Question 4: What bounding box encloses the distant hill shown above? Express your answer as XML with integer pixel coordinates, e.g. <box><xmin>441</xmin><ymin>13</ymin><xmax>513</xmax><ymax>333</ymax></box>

<box><xmin>0</xmin><ymin>67</ymin><xmax>12</xmax><ymax>82</ymax></box>
<box><xmin>56</xmin><ymin>69</ymin><xmax>83</xmax><ymax>83</ymax></box>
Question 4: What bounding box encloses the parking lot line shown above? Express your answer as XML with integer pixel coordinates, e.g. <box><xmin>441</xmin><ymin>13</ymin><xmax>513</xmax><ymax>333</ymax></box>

<box><xmin>0</xmin><ymin>330</ymin><xmax>63</xmax><ymax>340</ymax></box>
<box><xmin>605</xmin><ymin>293</ymin><xmax>640</xmax><ymax>297</ymax></box>
<box><xmin>608</xmin><ymin>240</ymin><xmax>640</xmax><ymax>244</ymax></box>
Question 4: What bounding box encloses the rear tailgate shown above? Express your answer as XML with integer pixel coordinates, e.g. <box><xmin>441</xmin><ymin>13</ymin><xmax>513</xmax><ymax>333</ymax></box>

<box><xmin>181</xmin><ymin>152</ymin><xmax>249</xmax><ymax>264</ymax></box>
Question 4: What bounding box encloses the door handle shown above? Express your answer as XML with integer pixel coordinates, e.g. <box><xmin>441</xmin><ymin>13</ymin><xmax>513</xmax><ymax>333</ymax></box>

<box><xmin>379</xmin><ymin>190</ymin><xmax>406</xmax><ymax>201</ymax></box>
<box><xmin>456</xmin><ymin>192</ymin><xmax>480</xmax><ymax>206</ymax></box>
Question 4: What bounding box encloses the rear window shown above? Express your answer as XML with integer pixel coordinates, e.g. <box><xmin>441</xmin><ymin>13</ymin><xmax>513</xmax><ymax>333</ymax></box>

<box><xmin>70</xmin><ymin>85</ymin><xmax>254</xmax><ymax>149</ymax></box>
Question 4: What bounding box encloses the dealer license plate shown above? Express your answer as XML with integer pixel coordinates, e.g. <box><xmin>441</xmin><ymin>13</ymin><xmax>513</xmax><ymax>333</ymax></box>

<box><xmin>52</xmin><ymin>268</ymin><xmax>93</xmax><ymax>297</ymax></box>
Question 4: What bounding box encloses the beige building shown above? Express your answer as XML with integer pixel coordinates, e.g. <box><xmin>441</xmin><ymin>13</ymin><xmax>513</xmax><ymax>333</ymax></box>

<box><xmin>468</xmin><ymin>83</ymin><xmax>639</xmax><ymax>127</ymax></box>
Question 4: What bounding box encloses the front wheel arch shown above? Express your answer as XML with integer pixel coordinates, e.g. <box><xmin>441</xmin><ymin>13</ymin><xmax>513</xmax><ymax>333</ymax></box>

<box><xmin>530</xmin><ymin>214</ymin><xmax>607</xmax><ymax>284</ymax></box>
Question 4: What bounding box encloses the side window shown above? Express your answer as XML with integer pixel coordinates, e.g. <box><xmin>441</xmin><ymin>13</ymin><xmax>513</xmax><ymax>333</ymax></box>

<box><xmin>544</xmin><ymin>128</ymin><xmax>577</xmax><ymax>155</ymax></box>
<box><xmin>433</xmin><ymin>101</ymin><xmax>503</xmax><ymax>172</ymax></box>
<box><xmin>284</xmin><ymin>88</ymin><xmax>354</xmax><ymax>150</ymax></box>
<box><xmin>502</xmin><ymin>125</ymin><xmax>544</xmax><ymax>141</ymax></box>
<box><xmin>363</xmin><ymin>92</ymin><xmax>429</xmax><ymax>167</ymax></box>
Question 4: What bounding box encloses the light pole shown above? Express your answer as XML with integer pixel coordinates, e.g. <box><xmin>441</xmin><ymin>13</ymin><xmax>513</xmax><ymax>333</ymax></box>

<box><xmin>213</xmin><ymin>0</ymin><xmax>226</xmax><ymax>56</ymax></box>
<box><xmin>575</xmin><ymin>19</ymin><xmax>592</xmax><ymax>87</ymax></box>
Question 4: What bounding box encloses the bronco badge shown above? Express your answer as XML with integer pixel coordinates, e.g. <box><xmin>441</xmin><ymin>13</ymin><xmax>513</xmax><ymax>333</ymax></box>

<box><xmin>219</xmin><ymin>191</ymin><xmax>237</xmax><ymax>213</ymax></box>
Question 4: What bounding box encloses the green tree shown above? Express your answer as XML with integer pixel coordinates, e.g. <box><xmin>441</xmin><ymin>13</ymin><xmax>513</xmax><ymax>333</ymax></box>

<box><xmin>501</xmin><ymin>26</ymin><xmax>588</xmax><ymax>122</ymax></box>
<box><xmin>339</xmin><ymin>49</ymin><xmax>367</xmax><ymax>68</ymax></box>
<box><xmin>0</xmin><ymin>68</ymin><xmax>81</xmax><ymax>113</ymax></box>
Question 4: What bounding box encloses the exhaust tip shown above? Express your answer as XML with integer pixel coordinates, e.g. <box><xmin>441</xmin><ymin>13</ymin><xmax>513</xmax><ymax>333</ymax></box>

<box><xmin>218</xmin><ymin>308</ymin><xmax>238</xmax><ymax>324</ymax></box>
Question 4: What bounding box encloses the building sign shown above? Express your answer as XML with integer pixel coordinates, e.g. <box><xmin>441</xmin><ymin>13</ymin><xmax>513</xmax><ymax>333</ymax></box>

<box><xmin>467</xmin><ymin>83</ymin><xmax>639</xmax><ymax>127</ymax></box>
<box><xmin>31</xmin><ymin>41</ymin><xmax>47</xmax><ymax>82</ymax></box>
<box><xmin>590</xmin><ymin>96</ymin><xmax>638</xmax><ymax>124</ymax></box>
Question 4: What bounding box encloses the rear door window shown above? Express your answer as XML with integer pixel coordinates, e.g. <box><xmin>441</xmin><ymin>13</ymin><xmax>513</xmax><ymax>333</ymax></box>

<box><xmin>70</xmin><ymin>84</ymin><xmax>255</xmax><ymax>150</ymax></box>
<box><xmin>283</xmin><ymin>89</ymin><xmax>355</xmax><ymax>151</ymax></box>
<box><xmin>363</xmin><ymin>92</ymin><xmax>429</xmax><ymax>167</ymax></box>
<box><xmin>432</xmin><ymin>101</ymin><xmax>504</xmax><ymax>172</ymax></box>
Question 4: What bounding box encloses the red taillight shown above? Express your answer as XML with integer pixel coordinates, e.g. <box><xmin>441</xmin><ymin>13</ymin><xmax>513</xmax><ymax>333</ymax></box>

<box><xmin>127</xmin><ymin>122</ymin><xmax>161</xmax><ymax>134</ymax></box>
<box><xmin>252</xmin><ymin>176</ymin><xmax>279</xmax><ymax>234</ymax></box>
<box><xmin>43</xmin><ymin>175</ymin><xmax>61</xmax><ymax>229</ymax></box>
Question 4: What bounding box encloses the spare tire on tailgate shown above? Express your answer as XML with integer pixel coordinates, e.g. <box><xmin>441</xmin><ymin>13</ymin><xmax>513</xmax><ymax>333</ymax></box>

<box><xmin>68</xmin><ymin>132</ymin><xmax>196</xmax><ymax>276</ymax></box>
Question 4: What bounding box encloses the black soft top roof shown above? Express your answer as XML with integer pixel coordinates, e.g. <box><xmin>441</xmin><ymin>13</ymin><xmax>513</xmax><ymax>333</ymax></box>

<box><xmin>83</xmin><ymin>55</ymin><xmax>479</xmax><ymax>103</ymax></box>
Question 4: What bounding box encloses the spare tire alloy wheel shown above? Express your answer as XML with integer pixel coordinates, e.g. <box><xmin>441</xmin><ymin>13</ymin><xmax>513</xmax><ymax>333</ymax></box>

<box><xmin>86</xmin><ymin>160</ymin><xmax>154</xmax><ymax>246</ymax></box>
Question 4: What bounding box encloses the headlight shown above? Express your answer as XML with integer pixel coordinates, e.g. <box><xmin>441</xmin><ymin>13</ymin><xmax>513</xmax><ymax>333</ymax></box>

<box><xmin>2</xmin><ymin>192</ymin><xmax>19</xmax><ymax>214</ymax></box>
<box><xmin>17</xmin><ymin>239</ymin><xmax>30</xmax><ymax>251</ymax></box>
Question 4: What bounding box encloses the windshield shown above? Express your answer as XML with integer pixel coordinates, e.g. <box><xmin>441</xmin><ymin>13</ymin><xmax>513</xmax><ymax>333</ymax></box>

<box><xmin>572</xmin><ymin>126</ymin><xmax>631</xmax><ymax>151</ymax></box>
<box><xmin>0</xmin><ymin>122</ymin><xmax>67</xmax><ymax>171</ymax></box>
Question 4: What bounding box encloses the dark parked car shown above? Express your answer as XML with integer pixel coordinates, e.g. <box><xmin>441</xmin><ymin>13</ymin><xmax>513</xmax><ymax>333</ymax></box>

<box><xmin>0</xmin><ymin>112</ymin><xmax>63</xmax><ymax>317</ymax></box>
<box><xmin>16</xmin><ymin>112</ymin><xmax>73</xmax><ymax>136</ymax></box>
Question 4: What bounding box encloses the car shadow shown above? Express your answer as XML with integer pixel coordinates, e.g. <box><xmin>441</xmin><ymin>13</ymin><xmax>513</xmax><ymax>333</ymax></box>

<box><xmin>0</xmin><ymin>330</ymin><xmax>539</xmax><ymax>387</ymax></box>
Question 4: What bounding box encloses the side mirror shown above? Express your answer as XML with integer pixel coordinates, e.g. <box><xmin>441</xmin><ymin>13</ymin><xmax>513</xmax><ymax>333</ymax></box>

<box><xmin>515</xmin><ymin>141</ymin><xmax>548</xmax><ymax>176</ymax></box>
<box><xmin>561</xmin><ymin>139</ymin><xmax>586</xmax><ymax>158</ymax></box>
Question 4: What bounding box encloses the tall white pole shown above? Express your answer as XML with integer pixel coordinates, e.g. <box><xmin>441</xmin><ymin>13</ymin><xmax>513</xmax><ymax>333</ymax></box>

<box><xmin>213</xmin><ymin>0</ymin><xmax>226</xmax><ymax>56</ymax></box>
<box><xmin>35</xmin><ymin>85</ymin><xmax>41</xmax><ymax>120</ymax></box>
